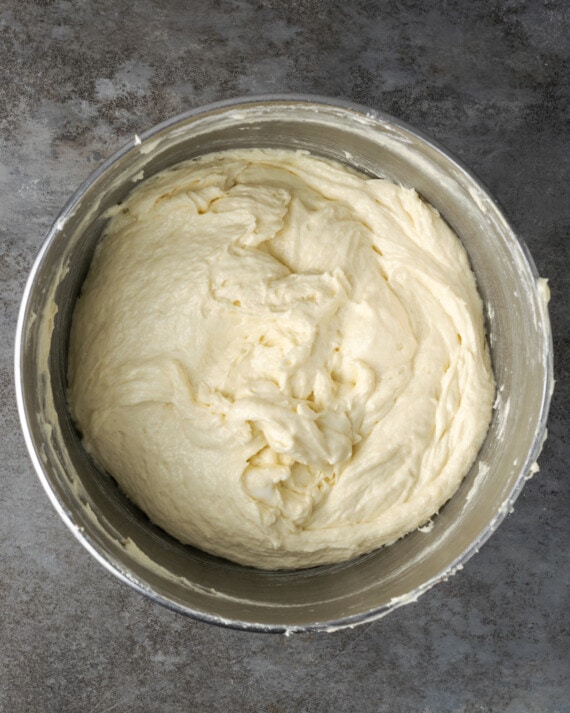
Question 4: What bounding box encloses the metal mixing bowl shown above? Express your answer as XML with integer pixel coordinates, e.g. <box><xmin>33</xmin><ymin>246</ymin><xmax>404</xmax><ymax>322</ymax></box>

<box><xmin>15</xmin><ymin>96</ymin><xmax>552</xmax><ymax>632</ymax></box>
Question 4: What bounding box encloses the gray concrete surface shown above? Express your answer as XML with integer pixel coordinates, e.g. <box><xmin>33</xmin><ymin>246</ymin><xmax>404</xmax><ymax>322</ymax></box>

<box><xmin>1</xmin><ymin>1</ymin><xmax>568</xmax><ymax>711</ymax></box>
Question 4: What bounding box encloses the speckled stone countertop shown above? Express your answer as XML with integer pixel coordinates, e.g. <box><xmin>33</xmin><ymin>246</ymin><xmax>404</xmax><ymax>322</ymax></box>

<box><xmin>1</xmin><ymin>1</ymin><xmax>568</xmax><ymax>711</ymax></box>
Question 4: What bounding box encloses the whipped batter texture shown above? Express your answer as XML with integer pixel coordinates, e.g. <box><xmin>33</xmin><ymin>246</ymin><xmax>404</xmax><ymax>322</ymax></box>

<box><xmin>68</xmin><ymin>149</ymin><xmax>495</xmax><ymax>569</ymax></box>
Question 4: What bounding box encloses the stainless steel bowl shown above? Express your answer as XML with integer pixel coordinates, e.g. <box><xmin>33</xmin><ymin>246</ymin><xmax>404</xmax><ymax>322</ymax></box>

<box><xmin>15</xmin><ymin>96</ymin><xmax>553</xmax><ymax>632</ymax></box>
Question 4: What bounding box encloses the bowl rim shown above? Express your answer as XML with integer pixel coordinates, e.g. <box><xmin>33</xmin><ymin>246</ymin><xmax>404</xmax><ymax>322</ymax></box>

<box><xmin>14</xmin><ymin>93</ymin><xmax>554</xmax><ymax>633</ymax></box>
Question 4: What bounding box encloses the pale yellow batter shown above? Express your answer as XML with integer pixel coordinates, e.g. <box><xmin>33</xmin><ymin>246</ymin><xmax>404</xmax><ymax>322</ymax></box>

<box><xmin>68</xmin><ymin>149</ymin><xmax>495</xmax><ymax>569</ymax></box>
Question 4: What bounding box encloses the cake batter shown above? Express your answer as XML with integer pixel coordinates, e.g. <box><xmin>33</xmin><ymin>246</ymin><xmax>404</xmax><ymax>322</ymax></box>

<box><xmin>68</xmin><ymin>149</ymin><xmax>495</xmax><ymax>569</ymax></box>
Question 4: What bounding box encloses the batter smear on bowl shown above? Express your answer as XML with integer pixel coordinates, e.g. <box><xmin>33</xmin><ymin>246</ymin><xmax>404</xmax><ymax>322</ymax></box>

<box><xmin>68</xmin><ymin>149</ymin><xmax>495</xmax><ymax>569</ymax></box>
